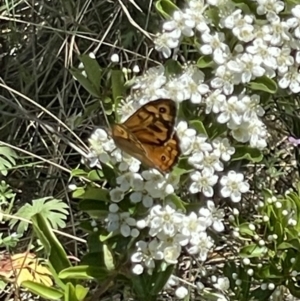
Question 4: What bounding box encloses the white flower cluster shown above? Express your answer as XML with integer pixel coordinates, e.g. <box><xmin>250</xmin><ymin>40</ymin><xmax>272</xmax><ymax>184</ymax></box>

<box><xmin>177</xmin><ymin>121</ymin><xmax>249</xmax><ymax>202</ymax></box>
<box><xmin>131</xmin><ymin>201</ymin><xmax>224</xmax><ymax>275</ymax></box>
<box><xmin>154</xmin><ymin>1</ymin><xmax>300</xmax><ymax>149</ymax></box>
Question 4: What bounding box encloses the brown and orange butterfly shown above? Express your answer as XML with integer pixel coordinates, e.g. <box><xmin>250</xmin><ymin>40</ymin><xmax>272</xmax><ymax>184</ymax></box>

<box><xmin>110</xmin><ymin>99</ymin><xmax>181</xmax><ymax>173</ymax></box>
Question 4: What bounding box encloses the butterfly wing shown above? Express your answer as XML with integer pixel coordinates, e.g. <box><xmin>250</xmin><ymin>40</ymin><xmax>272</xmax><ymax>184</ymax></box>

<box><xmin>141</xmin><ymin>133</ymin><xmax>181</xmax><ymax>173</ymax></box>
<box><xmin>123</xmin><ymin>99</ymin><xmax>177</xmax><ymax>145</ymax></box>
<box><xmin>111</xmin><ymin>123</ymin><xmax>147</xmax><ymax>158</ymax></box>
<box><xmin>111</xmin><ymin>99</ymin><xmax>181</xmax><ymax>173</ymax></box>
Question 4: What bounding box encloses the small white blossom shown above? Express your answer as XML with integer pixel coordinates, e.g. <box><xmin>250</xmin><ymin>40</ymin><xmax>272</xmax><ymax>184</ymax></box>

<box><xmin>220</xmin><ymin>171</ymin><xmax>250</xmax><ymax>202</ymax></box>
<box><xmin>187</xmin><ymin>232</ymin><xmax>214</xmax><ymax>261</ymax></box>
<box><xmin>212</xmin><ymin>138</ymin><xmax>235</xmax><ymax>161</ymax></box>
<box><xmin>200</xmin><ymin>31</ymin><xmax>230</xmax><ymax>64</ymax></box>
<box><xmin>199</xmin><ymin>200</ymin><xmax>225</xmax><ymax>232</ymax></box>
<box><xmin>148</xmin><ymin>204</ymin><xmax>184</xmax><ymax>237</ymax></box>
<box><xmin>111</xmin><ymin>53</ymin><xmax>119</xmax><ymax>63</ymax></box>
<box><xmin>175</xmin><ymin>286</ymin><xmax>189</xmax><ymax>299</ymax></box>
<box><xmin>176</xmin><ymin>121</ymin><xmax>197</xmax><ymax>154</ymax></box>
<box><xmin>163</xmin><ymin>10</ymin><xmax>195</xmax><ymax>38</ymax></box>
<box><xmin>190</xmin><ymin>169</ymin><xmax>218</xmax><ymax>197</ymax></box>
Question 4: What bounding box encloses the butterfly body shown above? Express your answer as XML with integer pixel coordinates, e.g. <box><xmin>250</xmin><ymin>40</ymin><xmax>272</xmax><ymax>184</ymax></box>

<box><xmin>111</xmin><ymin>99</ymin><xmax>181</xmax><ymax>173</ymax></box>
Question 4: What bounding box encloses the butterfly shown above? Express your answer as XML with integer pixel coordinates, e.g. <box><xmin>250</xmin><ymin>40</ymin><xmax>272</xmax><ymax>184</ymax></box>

<box><xmin>110</xmin><ymin>99</ymin><xmax>181</xmax><ymax>173</ymax></box>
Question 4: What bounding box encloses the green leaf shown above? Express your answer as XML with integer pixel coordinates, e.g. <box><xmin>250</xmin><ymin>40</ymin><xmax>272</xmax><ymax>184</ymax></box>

<box><xmin>22</xmin><ymin>281</ymin><xmax>63</xmax><ymax>300</ymax></box>
<box><xmin>248</xmin><ymin>76</ymin><xmax>277</xmax><ymax>94</ymax></box>
<box><xmin>165</xmin><ymin>59</ymin><xmax>182</xmax><ymax>77</ymax></box>
<box><xmin>150</xmin><ymin>264</ymin><xmax>174</xmax><ymax>295</ymax></box>
<box><xmin>10</xmin><ymin>197</ymin><xmax>69</xmax><ymax>233</ymax></box>
<box><xmin>0</xmin><ymin>146</ymin><xmax>18</xmax><ymax>176</ymax></box>
<box><xmin>103</xmin><ymin>244</ymin><xmax>115</xmax><ymax>271</ymax></box>
<box><xmin>101</xmin><ymin>162</ymin><xmax>117</xmax><ymax>187</ymax></box>
<box><xmin>78</xmin><ymin>199</ymin><xmax>108</xmax><ymax>218</ymax></box>
<box><xmin>79</xmin><ymin>54</ymin><xmax>102</xmax><ymax>91</ymax></box>
<box><xmin>59</xmin><ymin>265</ymin><xmax>111</xmax><ymax>281</ymax></box>
<box><xmin>111</xmin><ymin>70</ymin><xmax>125</xmax><ymax>112</ymax></box>
<box><xmin>155</xmin><ymin>0</ymin><xmax>178</xmax><ymax>18</ymax></box>
<box><xmin>87</xmin><ymin>170</ymin><xmax>103</xmax><ymax>181</ymax></box>
<box><xmin>232</xmin><ymin>146</ymin><xmax>263</xmax><ymax>163</ymax></box>
<box><xmin>73</xmin><ymin>186</ymin><xmax>109</xmax><ymax>202</ymax></box>
<box><xmin>189</xmin><ymin>120</ymin><xmax>207</xmax><ymax>135</ymax></box>
<box><xmin>240</xmin><ymin>244</ymin><xmax>268</xmax><ymax>258</ymax></box>
<box><xmin>75</xmin><ymin>285</ymin><xmax>89</xmax><ymax>301</ymax></box>
<box><xmin>69</xmin><ymin>68</ymin><xmax>100</xmax><ymax>98</ymax></box>
<box><xmin>165</xmin><ymin>194</ymin><xmax>186</xmax><ymax>212</ymax></box>
<box><xmin>197</xmin><ymin>56</ymin><xmax>214</xmax><ymax>68</ymax></box>
<box><xmin>31</xmin><ymin>213</ymin><xmax>72</xmax><ymax>275</ymax></box>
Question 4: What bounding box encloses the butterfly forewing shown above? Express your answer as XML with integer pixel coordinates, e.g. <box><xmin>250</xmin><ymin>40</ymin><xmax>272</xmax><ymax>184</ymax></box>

<box><xmin>124</xmin><ymin>99</ymin><xmax>177</xmax><ymax>145</ymax></box>
<box><xmin>110</xmin><ymin>99</ymin><xmax>181</xmax><ymax>173</ymax></box>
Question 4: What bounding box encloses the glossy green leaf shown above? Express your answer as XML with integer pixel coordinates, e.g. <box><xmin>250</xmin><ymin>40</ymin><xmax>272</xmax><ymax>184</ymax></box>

<box><xmin>189</xmin><ymin>120</ymin><xmax>207</xmax><ymax>135</ymax></box>
<box><xmin>73</xmin><ymin>186</ymin><xmax>109</xmax><ymax>202</ymax></box>
<box><xmin>59</xmin><ymin>265</ymin><xmax>111</xmax><ymax>281</ymax></box>
<box><xmin>22</xmin><ymin>281</ymin><xmax>63</xmax><ymax>300</ymax></box>
<box><xmin>111</xmin><ymin>70</ymin><xmax>125</xmax><ymax>112</ymax></box>
<box><xmin>197</xmin><ymin>56</ymin><xmax>214</xmax><ymax>68</ymax></box>
<box><xmin>31</xmin><ymin>214</ymin><xmax>72</xmax><ymax>275</ymax></box>
<box><xmin>232</xmin><ymin>145</ymin><xmax>263</xmax><ymax>162</ymax></box>
<box><xmin>69</xmin><ymin>69</ymin><xmax>100</xmax><ymax>98</ymax></box>
<box><xmin>155</xmin><ymin>0</ymin><xmax>178</xmax><ymax>18</ymax></box>
<box><xmin>248</xmin><ymin>76</ymin><xmax>277</xmax><ymax>94</ymax></box>
<box><xmin>103</xmin><ymin>244</ymin><xmax>115</xmax><ymax>271</ymax></box>
<box><xmin>165</xmin><ymin>59</ymin><xmax>182</xmax><ymax>77</ymax></box>
<box><xmin>240</xmin><ymin>244</ymin><xmax>268</xmax><ymax>258</ymax></box>
<box><xmin>75</xmin><ymin>285</ymin><xmax>89</xmax><ymax>301</ymax></box>
<box><xmin>79</xmin><ymin>54</ymin><xmax>102</xmax><ymax>92</ymax></box>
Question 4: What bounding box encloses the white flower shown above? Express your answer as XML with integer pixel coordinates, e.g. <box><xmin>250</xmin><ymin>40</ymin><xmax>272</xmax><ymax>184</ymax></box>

<box><xmin>200</xmin><ymin>31</ymin><xmax>230</xmax><ymax>64</ymax></box>
<box><xmin>180</xmin><ymin>67</ymin><xmax>210</xmax><ymax>104</ymax></box>
<box><xmin>200</xmin><ymin>151</ymin><xmax>224</xmax><ymax>173</ymax></box>
<box><xmin>278</xmin><ymin>66</ymin><xmax>300</xmax><ymax>93</ymax></box>
<box><xmin>199</xmin><ymin>200</ymin><xmax>225</xmax><ymax>232</ymax></box>
<box><xmin>154</xmin><ymin>32</ymin><xmax>179</xmax><ymax>58</ymax></box>
<box><xmin>88</xmin><ymin>128</ymin><xmax>111</xmax><ymax>161</ymax></box>
<box><xmin>189</xmin><ymin>169</ymin><xmax>218</xmax><ymax>197</ymax></box>
<box><xmin>217</xmin><ymin>96</ymin><xmax>245</xmax><ymax>125</ymax></box>
<box><xmin>163</xmin><ymin>244</ymin><xmax>182</xmax><ymax>264</ymax></box>
<box><xmin>119</xmin><ymin>212</ymin><xmax>139</xmax><ymax>237</ymax></box>
<box><xmin>185</xmin><ymin>0</ymin><xmax>210</xmax><ymax>33</ymax></box>
<box><xmin>211</xmin><ymin>65</ymin><xmax>241</xmax><ymax>95</ymax></box>
<box><xmin>223</xmin><ymin>9</ymin><xmax>254</xmax><ymax>42</ymax></box>
<box><xmin>133</xmin><ymin>65</ymin><xmax>166</xmax><ymax>91</ymax></box>
<box><xmin>246</xmin><ymin>39</ymin><xmax>279</xmax><ymax>69</ymax></box>
<box><xmin>175</xmin><ymin>286</ymin><xmax>189</xmax><ymax>299</ymax></box>
<box><xmin>205</xmin><ymin>89</ymin><xmax>226</xmax><ymax>114</ymax></box>
<box><xmin>256</xmin><ymin>0</ymin><xmax>284</xmax><ymax>17</ymax></box>
<box><xmin>187</xmin><ymin>232</ymin><xmax>214</xmax><ymax>261</ymax></box>
<box><xmin>163</xmin><ymin>10</ymin><xmax>195</xmax><ymax>38</ymax></box>
<box><xmin>110</xmin><ymin>187</ymin><xmax>125</xmax><ymax>203</ymax></box>
<box><xmin>111</xmin><ymin>53</ymin><xmax>119</xmax><ymax>63</ymax></box>
<box><xmin>131</xmin><ymin>240</ymin><xmax>163</xmax><ymax>275</ymax></box>
<box><xmin>148</xmin><ymin>204</ymin><xmax>184</xmax><ymax>237</ymax></box>
<box><xmin>116</xmin><ymin>172</ymin><xmax>134</xmax><ymax>191</ymax></box>
<box><xmin>176</xmin><ymin>121</ymin><xmax>197</xmax><ymax>154</ymax></box>
<box><xmin>288</xmin><ymin>5</ymin><xmax>300</xmax><ymax>39</ymax></box>
<box><xmin>180</xmin><ymin>212</ymin><xmax>208</xmax><ymax>237</ymax></box>
<box><xmin>132</xmin><ymin>65</ymin><xmax>140</xmax><ymax>73</ymax></box>
<box><xmin>240</xmin><ymin>94</ymin><xmax>265</xmax><ymax>122</ymax></box>
<box><xmin>212</xmin><ymin>138</ymin><xmax>235</xmax><ymax>162</ymax></box>
<box><xmin>214</xmin><ymin>277</ymin><xmax>230</xmax><ymax>291</ymax></box>
<box><xmin>118</xmin><ymin>155</ymin><xmax>141</xmax><ymax>173</ymax></box>
<box><xmin>163</xmin><ymin>78</ymin><xmax>189</xmax><ymax>102</ymax></box>
<box><xmin>227</xmin><ymin>53</ymin><xmax>265</xmax><ymax>83</ymax></box>
<box><xmin>117</xmin><ymin>99</ymin><xmax>135</xmax><ymax>122</ymax></box>
<box><xmin>220</xmin><ymin>171</ymin><xmax>250</xmax><ymax>202</ymax></box>
<box><xmin>276</xmin><ymin>46</ymin><xmax>294</xmax><ymax>74</ymax></box>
